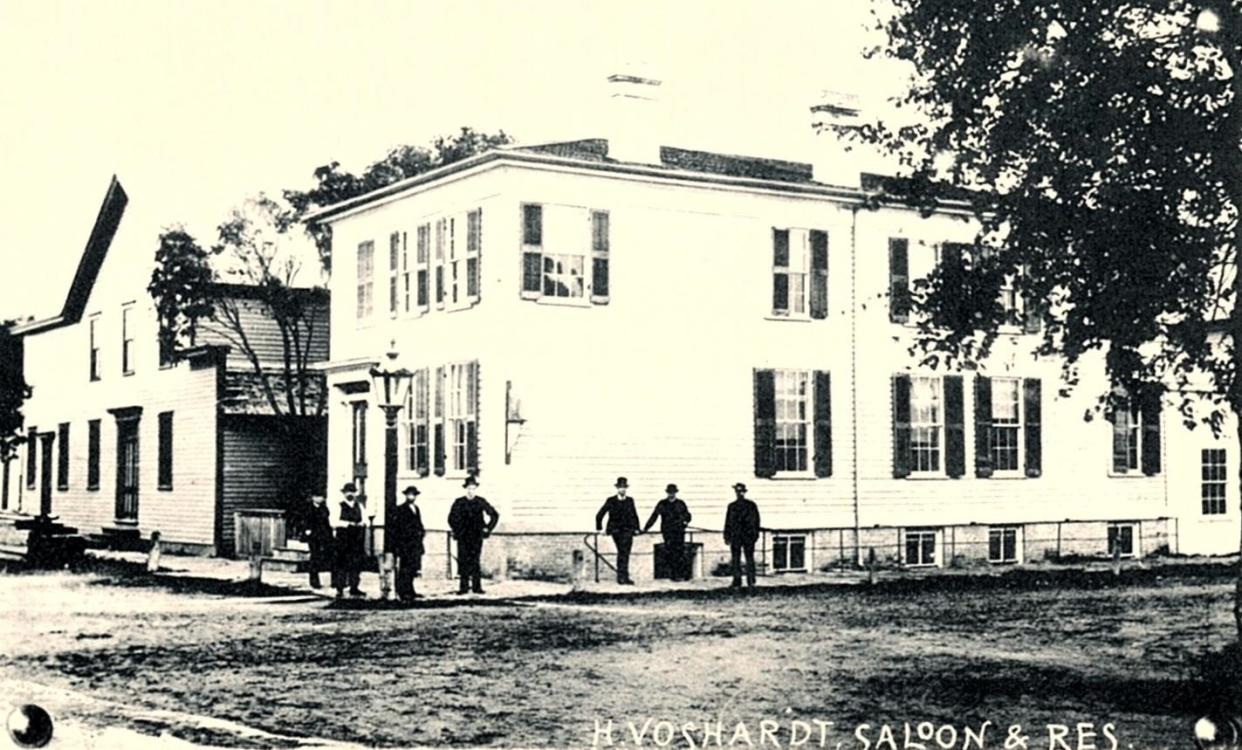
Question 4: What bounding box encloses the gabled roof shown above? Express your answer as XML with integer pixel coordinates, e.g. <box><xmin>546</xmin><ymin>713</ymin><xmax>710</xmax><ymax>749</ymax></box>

<box><xmin>13</xmin><ymin>176</ymin><xmax>129</xmax><ymax>337</ymax></box>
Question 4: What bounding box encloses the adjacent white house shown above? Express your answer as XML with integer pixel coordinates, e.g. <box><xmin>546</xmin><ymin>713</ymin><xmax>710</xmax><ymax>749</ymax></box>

<box><xmin>304</xmin><ymin>76</ymin><xmax>1237</xmax><ymax>580</ymax></box>
<box><xmin>5</xmin><ymin>177</ymin><xmax>331</xmax><ymax>556</ymax></box>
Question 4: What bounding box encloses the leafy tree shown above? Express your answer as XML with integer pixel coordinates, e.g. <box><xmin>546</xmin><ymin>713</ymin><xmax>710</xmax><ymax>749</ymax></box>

<box><xmin>863</xmin><ymin>1</ymin><xmax>1241</xmax><ymax>635</ymax></box>
<box><xmin>284</xmin><ymin>127</ymin><xmax>513</xmax><ymax>270</ymax></box>
<box><xmin>149</xmin><ymin>196</ymin><xmax>326</xmax><ymax>419</ymax></box>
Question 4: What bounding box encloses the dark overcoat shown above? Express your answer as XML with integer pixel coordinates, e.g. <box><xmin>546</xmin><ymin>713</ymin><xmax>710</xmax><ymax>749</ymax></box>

<box><xmin>595</xmin><ymin>495</ymin><xmax>640</xmax><ymax>535</ymax></box>
<box><xmin>448</xmin><ymin>496</ymin><xmax>500</xmax><ymax>541</ymax></box>
<box><xmin>723</xmin><ymin>498</ymin><xmax>761</xmax><ymax>547</ymax></box>
<box><xmin>390</xmin><ymin>502</ymin><xmax>426</xmax><ymax>560</ymax></box>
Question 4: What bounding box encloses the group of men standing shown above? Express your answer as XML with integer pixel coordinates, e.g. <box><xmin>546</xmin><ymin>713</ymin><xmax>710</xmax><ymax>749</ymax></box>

<box><xmin>595</xmin><ymin>478</ymin><xmax>762</xmax><ymax>588</ymax></box>
<box><xmin>301</xmin><ymin>474</ymin><xmax>763</xmax><ymax>597</ymax></box>
<box><xmin>301</xmin><ymin>474</ymin><xmax>499</xmax><ymax>601</ymax></box>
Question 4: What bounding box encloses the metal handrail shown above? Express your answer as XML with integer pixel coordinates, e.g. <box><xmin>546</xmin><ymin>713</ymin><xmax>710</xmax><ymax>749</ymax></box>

<box><xmin>583</xmin><ymin>533</ymin><xmax>618</xmax><ymax>583</ymax></box>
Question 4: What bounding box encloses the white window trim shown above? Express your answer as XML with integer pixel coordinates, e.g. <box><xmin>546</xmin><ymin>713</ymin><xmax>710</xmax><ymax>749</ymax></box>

<box><xmin>909</xmin><ymin>376</ymin><xmax>944</xmax><ymax>477</ymax></box>
<box><xmin>770</xmin><ymin>368</ymin><xmax>824</xmax><ymax>478</ymax></box>
<box><xmin>771</xmin><ymin>228</ymin><xmax>811</xmax><ymax>320</ymax></box>
<box><xmin>989</xmin><ymin>377</ymin><xmax>1025</xmax><ymax>477</ymax></box>
<box><xmin>444</xmin><ymin>361</ymin><xmax>479</xmax><ymax>477</ymax></box>
<box><xmin>771</xmin><ymin>532</ymin><xmax>810</xmax><ymax>573</ymax></box>
<box><xmin>1107</xmin><ymin>522</ymin><xmax>1139</xmax><ymax>558</ymax></box>
<box><xmin>1107</xmin><ymin>401</ymin><xmax>1150</xmax><ymax>478</ymax></box>
<box><xmin>987</xmin><ymin>525</ymin><xmax>1023</xmax><ymax>565</ymax></box>
<box><xmin>902</xmin><ymin>528</ymin><xmax>941</xmax><ymax>568</ymax></box>
<box><xmin>355</xmin><ymin>240</ymin><xmax>375</xmax><ymax>322</ymax></box>
<box><xmin>1201</xmin><ymin>448</ymin><xmax>1228</xmax><ymax>516</ymax></box>
<box><xmin>120</xmin><ymin>303</ymin><xmax>135</xmax><ymax>376</ymax></box>
<box><xmin>520</xmin><ymin>202</ymin><xmax>600</xmax><ymax>306</ymax></box>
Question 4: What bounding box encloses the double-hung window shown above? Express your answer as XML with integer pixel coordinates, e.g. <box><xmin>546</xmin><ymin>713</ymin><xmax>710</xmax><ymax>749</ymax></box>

<box><xmin>356</xmin><ymin>241</ymin><xmax>375</xmax><ymax>320</ymax></box>
<box><xmin>910</xmin><ymin>377</ymin><xmax>943</xmax><ymax>474</ymax></box>
<box><xmin>400</xmin><ymin>231</ymin><xmax>412</xmax><ymax>315</ymax></box>
<box><xmin>1110</xmin><ymin>392</ymin><xmax>1161</xmax><ymax>475</ymax></box>
<box><xmin>433</xmin><ymin>362</ymin><xmax>480</xmax><ymax>475</ymax></box>
<box><xmin>521</xmin><ymin>203</ymin><xmax>609</xmax><ymax>304</ymax></box>
<box><xmin>435</xmin><ymin>220</ymin><xmax>446</xmax><ymax>308</ymax></box>
<box><xmin>416</xmin><ymin>224</ymin><xmax>431</xmax><ymax>312</ymax></box>
<box><xmin>989</xmin><ymin>378</ymin><xmax>1021</xmax><ymax>472</ymax></box>
<box><xmin>449</xmin><ymin>217</ymin><xmax>460</xmax><ymax>305</ymax></box>
<box><xmin>752</xmin><ymin>369</ymin><xmax>833</xmax><ymax>478</ymax></box>
<box><xmin>121</xmin><ymin>305</ymin><xmax>134</xmax><ymax>375</ymax></box>
<box><xmin>466</xmin><ymin>209</ymin><xmax>482</xmax><ymax>302</ymax></box>
<box><xmin>1202</xmin><ymin>448</ymin><xmax>1227</xmax><ymax>515</ymax></box>
<box><xmin>388</xmin><ymin>232</ymin><xmax>401</xmax><ymax>317</ymax></box>
<box><xmin>772</xmin><ymin>228</ymin><xmax>828</xmax><ymax>319</ymax></box>
<box><xmin>405</xmin><ymin>369</ymin><xmax>429</xmax><ymax>476</ymax></box>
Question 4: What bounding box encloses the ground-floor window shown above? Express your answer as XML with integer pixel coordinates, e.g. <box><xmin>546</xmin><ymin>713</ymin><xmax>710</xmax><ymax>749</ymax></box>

<box><xmin>771</xmin><ymin>533</ymin><xmax>807</xmax><ymax>572</ymax></box>
<box><xmin>1107</xmin><ymin>523</ymin><xmax>1136</xmax><ymax>558</ymax></box>
<box><xmin>903</xmin><ymin>528</ymin><xmax>939</xmax><ymax>567</ymax></box>
<box><xmin>1202</xmin><ymin>448</ymin><xmax>1227</xmax><ymax>515</ymax></box>
<box><xmin>988</xmin><ymin>526</ymin><xmax>1020</xmax><ymax>564</ymax></box>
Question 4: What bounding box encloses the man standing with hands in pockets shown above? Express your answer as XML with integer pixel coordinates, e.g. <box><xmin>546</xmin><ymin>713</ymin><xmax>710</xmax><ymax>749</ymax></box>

<box><xmin>596</xmin><ymin>477</ymin><xmax>640</xmax><ymax>585</ymax></box>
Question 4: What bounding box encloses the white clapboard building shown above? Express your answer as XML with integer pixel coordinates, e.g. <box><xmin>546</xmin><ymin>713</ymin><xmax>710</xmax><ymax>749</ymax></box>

<box><xmin>4</xmin><ymin>178</ymin><xmax>330</xmax><ymax>556</ymax></box>
<box><xmin>308</xmin><ymin>76</ymin><xmax>1235</xmax><ymax>580</ymax></box>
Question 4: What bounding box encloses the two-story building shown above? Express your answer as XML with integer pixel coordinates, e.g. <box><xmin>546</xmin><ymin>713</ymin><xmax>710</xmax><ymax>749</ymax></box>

<box><xmin>9</xmin><ymin>177</ymin><xmax>330</xmax><ymax>556</ymax></box>
<box><xmin>308</xmin><ymin>75</ymin><xmax>1236</xmax><ymax>579</ymax></box>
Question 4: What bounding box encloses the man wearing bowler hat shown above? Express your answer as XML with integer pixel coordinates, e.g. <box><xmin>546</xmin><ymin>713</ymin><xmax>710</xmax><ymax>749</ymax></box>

<box><xmin>333</xmin><ymin>482</ymin><xmax>368</xmax><ymax>599</ymax></box>
<box><xmin>448</xmin><ymin>474</ymin><xmax>500</xmax><ymax>594</ymax></box>
<box><xmin>390</xmin><ymin>485</ymin><xmax>426</xmax><ymax>601</ymax></box>
<box><xmin>595</xmin><ymin>477</ymin><xmax>640</xmax><ymax>585</ymax></box>
<box><xmin>643</xmin><ymin>483</ymin><xmax>693</xmax><ymax>581</ymax></box>
<box><xmin>724</xmin><ymin>482</ymin><xmax>761</xmax><ymax>589</ymax></box>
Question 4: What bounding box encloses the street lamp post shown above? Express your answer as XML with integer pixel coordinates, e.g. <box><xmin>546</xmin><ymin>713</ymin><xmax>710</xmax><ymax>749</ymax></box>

<box><xmin>369</xmin><ymin>342</ymin><xmax>414</xmax><ymax>598</ymax></box>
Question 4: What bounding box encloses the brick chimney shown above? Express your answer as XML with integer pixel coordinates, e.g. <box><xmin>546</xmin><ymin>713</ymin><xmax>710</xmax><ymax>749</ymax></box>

<box><xmin>809</xmin><ymin>91</ymin><xmax>867</xmax><ymax>187</ymax></box>
<box><xmin>604</xmin><ymin>71</ymin><xmax>664</xmax><ymax>165</ymax></box>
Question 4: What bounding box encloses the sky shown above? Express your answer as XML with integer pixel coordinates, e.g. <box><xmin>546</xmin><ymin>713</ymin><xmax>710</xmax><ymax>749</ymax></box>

<box><xmin>0</xmin><ymin>0</ymin><xmax>907</xmax><ymax>322</ymax></box>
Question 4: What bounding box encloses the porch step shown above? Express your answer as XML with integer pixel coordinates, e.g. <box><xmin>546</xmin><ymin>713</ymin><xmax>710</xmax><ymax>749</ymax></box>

<box><xmin>261</xmin><ymin>557</ymin><xmax>306</xmax><ymax>573</ymax></box>
<box><xmin>270</xmin><ymin>546</ymin><xmax>311</xmax><ymax>563</ymax></box>
<box><xmin>93</xmin><ymin>525</ymin><xmax>146</xmax><ymax>552</ymax></box>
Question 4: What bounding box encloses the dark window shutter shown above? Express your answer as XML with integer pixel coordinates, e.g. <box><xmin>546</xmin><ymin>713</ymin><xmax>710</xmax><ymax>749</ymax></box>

<box><xmin>810</xmin><ymin>230</ymin><xmax>828</xmax><ymax>320</ymax></box>
<box><xmin>753</xmin><ymin>369</ymin><xmax>776</xmax><ymax>478</ymax></box>
<box><xmin>773</xmin><ymin>229</ymin><xmax>789</xmax><ymax>266</ymax></box>
<box><xmin>974</xmin><ymin>376</ymin><xmax>993</xmax><ymax>478</ymax></box>
<box><xmin>158</xmin><ymin>412</ymin><xmax>173</xmax><ymax>489</ymax></box>
<box><xmin>26</xmin><ymin>427</ymin><xmax>36</xmax><ymax>489</ymax></box>
<box><xmin>1023</xmin><ymin>378</ymin><xmax>1042</xmax><ymax>477</ymax></box>
<box><xmin>57</xmin><ymin>423</ymin><xmax>69</xmax><ymax>491</ymax></box>
<box><xmin>87</xmin><ymin>420</ymin><xmax>101</xmax><ymax>490</ymax></box>
<box><xmin>892</xmin><ymin>374</ymin><xmax>912</xmax><ymax>478</ymax></box>
<box><xmin>944</xmin><ymin>376</ymin><xmax>965</xmax><ymax>478</ymax></box>
<box><xmin>522</xmin><ymin>252</ymin><xmax>541</xmax><ymax>294</ymax></box>
<box><xmin>813</xmin><ymin>370</ymin><xmax>832</xmax><ymax>477</ymax></box>
<box><xmin>889</xmin><ymin>238</ymin><xmax>910</xmax><ymax>323</ymax></box>
<box><xmin>522</xmin><ymin>204</ymin><xmax>542</xmax><ymax>245</ymax></box>
<box><xmin>1141</xmin><ymin>390</ymin><xmax>1161</xmax><ymax>475</ymax></box>
<box><xmin>773</xmin><ymin>274</ymin><xmax>789</xmax><ymax>313</ymax></box>
<box><xmin>417</xmin><ymin>368</ymin><xmax>430</xmax><ymax>477</ymax></box>
<box><xmin>1110</xmin><ymin>401</ymin><xmax>1130</xmax><ymax>473</ymax></box>
<box><xmin>592</xmin><ymin>258</ymin><xmax>610</xmax><ymax>298</ymax></box>
<box><xmin>591</xmin><ymin>211</ymin><xmax>609</xmax><ymax>303</ymax></box>
<box><xmin>434</xmin><ymin>366</ymin><xmax>446</xmax><ymax>476</ymax></box>
<box><xmin>467</xmin><ymin>362</ymin><xmax>480</xmax><ymax>473</ymax></box>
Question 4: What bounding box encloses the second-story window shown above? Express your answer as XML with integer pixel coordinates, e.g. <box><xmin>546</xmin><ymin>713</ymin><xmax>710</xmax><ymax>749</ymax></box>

<box><xmin>356</xmin><ymin>241</ymin><xmax>375</xmax><ymax>320</ymax></box>
<box><xmin>435</xmin><ymin>219</ymin><xmax>447</xmax><ymax>308</ymax></box>
<box><xmin>772</xmin><ymin>229</ymin><xmax>828</xmax><ymax>319</ymax></box>
<box><xmin>520</xmin><ymin>203</ymin><xmax>607</xmax><ymax>304</ymax></box>
<box><xmin>401</xmin><ymin>231</ymin><xmax>411</xmax><ymax>314</ymax></box>
<box><xmin>389</xmin><ymin>232</ymin><xmax>400</xmax><ymax>317</ymax></box>
<box><xmin>417</xmin><ymin>224</ymin><xmax>431</xmax><ymax>312</ymax></box>
<box><xmin>89</xmin><ymin>315</ymin><xmax>101</xmax><ymax>381</ymax></box>
<box><xmin>1110</xmin><ymin>391</ymin><xmax>1161</xmax><ymax>476</ymax></box>
<box><xmin>466</xmin><ymin>208</ymin><xmax>482</xmax><ymax>302</ymax></box>
<box><xmin>121</xmin><ymin>305</ymin><xmax>134</xmax><ymax>375</ymax></box>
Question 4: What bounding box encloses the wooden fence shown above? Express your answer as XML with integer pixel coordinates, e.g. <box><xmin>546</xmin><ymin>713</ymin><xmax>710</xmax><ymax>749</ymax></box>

<box><xmin>233</xmin><ymin>509</ymin><xmax>286</xmax><ymax>558</ymax></box>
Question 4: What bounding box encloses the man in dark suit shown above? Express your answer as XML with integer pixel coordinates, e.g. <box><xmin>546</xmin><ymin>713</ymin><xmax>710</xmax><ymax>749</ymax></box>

<box><xmin>643</xmin><ymin>483</ymin><xmax>693</xmax><ymax>581</ymax></box>
<box><xmin>333</xmin><ymin>482</ymin><xmax>368</xmax><ymax>599</ymax></box>
<box><xmin>390</xmin><ymin>485</ymin><xmax>426</xmax><ymax>601</ymax></box>
<box><xmin>302</xmin><ymin>493</ymin><xmax>334</xmax><ymax>589</ymax></box>
<box><xmin>595</xmin><ymin>476</ymin><xmax>640</xmax><ymax>585</ymax></box>
<box><xmin>724</xmin><ymin>482</ymin><xmax>761</xmax><ymax>589</ymax></box>
<box><xmin>448</xmin><ymin>474</ymin><xmax>500</xmax><ymax>594</ymax></box>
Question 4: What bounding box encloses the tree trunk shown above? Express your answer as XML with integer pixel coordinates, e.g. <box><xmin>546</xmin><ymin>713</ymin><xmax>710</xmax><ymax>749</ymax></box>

<box><xmin>1226</xmin><ymin>8</ymin><xmax>1242</xmax><ymax>644</ymax></box>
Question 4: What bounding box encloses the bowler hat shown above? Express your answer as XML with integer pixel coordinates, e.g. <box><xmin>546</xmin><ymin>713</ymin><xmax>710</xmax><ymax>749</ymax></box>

<box><xmin>733</xmin><ymin>482</ymin><xmax>748</xmax><ymax>493</ymax></box>
<box><xmin>463</xmin><ymin>474</ymin><xmax>480</xmax><ymax>488</ymax></box>
<box><xmin>665</xmin><ymin>483</ymin><xmax>679</xmax><ymax>493</ymax></box>
<box><xmin>341</xmin><ymin>482</ymin><xmax>357</xmax><ymax>494</ymax></box>
<box><xmin>402</xmin><ymin>485</ymin><xmax>420</xmax><ymax>496</ymax></box>
<box><xmin>615</xmin><ymin>477</ymin><xmax>629</xmax><ymax>488</ymax></box>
